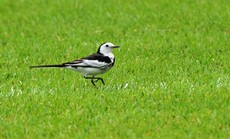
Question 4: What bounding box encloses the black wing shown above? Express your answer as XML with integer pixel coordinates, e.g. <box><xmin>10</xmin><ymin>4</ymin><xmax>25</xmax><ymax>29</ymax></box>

<box><xmin>63</xmin><ymin>53</ymin><xmax>112</xmax><ymax>69</ymax></box>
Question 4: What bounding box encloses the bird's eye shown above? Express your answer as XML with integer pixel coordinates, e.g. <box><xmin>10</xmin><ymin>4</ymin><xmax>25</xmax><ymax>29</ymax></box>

<box><xmin>106</xmin><ymin>45</ymin><xmax>109</xmax><ymax>47</ymax></box>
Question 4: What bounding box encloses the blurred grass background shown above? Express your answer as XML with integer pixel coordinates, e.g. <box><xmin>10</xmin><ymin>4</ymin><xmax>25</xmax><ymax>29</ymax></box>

<box><xmin>0</xmin><ymin>0</ymin><xmax>230</xmax><ymax>138</ymax></box>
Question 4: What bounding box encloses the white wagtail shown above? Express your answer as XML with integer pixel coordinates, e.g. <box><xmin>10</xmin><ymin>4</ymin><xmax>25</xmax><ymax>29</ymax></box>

<box><xmin>30</xmin><ymin>42</ymin><xmax>120</xmax><ymax>87</ymax></box>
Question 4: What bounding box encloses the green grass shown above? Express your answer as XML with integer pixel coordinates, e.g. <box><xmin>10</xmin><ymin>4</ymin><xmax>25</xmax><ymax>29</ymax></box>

<box><xmin>0</xmin><ymin>0</ymin><xmax>230</xmax><ymax>138</ymax></box>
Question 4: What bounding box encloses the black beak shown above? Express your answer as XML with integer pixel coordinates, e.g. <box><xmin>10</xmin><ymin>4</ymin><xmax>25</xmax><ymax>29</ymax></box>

<box><xmin>112</xmin><ymin>46</ymin><xmax>120</xmax><ymax>48</ymax></box>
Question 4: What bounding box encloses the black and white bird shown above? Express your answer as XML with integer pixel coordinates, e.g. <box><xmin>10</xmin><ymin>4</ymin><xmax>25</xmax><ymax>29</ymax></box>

<box><xmin>30</xmin><ymin>42</ymin><xmax>120</xmax><ymax>87</ymax></box>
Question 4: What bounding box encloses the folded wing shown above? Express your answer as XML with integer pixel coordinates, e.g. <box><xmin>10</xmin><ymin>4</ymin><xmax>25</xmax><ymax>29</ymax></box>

<box><xmin>63</xmin><ymin>53</ymin><xmax>112</xmax><ymax>69</ymax></box>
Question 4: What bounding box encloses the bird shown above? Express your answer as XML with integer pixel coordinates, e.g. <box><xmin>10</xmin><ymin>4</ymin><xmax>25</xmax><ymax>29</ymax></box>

<box><xmin>30</xmin><ymin>42</ymin><xmax>120</xmax><ymax>88</ymax></box>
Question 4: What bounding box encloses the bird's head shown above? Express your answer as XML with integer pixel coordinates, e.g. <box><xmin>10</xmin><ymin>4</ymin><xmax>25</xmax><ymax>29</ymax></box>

<box><xmin>97</xmin><ymin>42</ymin><xmax>120</xmax><ymax>54</ymax></box>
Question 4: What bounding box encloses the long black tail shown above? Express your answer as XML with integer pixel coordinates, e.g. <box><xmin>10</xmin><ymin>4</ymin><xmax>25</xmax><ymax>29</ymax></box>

<box><xmin>30</xmin><ymin>64</ymin><xmax>65</xmax><ymax>68</ymax></box>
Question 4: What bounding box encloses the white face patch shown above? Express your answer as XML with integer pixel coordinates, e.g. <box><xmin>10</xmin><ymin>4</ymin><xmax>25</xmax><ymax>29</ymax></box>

<box><xmin>99</xmin><ymin>42</ymin><xmax>115</xmax><ymax>54</ymax></box>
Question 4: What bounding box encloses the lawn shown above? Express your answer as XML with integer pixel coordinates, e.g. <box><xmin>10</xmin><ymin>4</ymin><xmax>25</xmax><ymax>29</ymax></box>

<box><xmin>0</xmin><ymin>0</ymin><xmax>230</xmax><ymax>138</ymax></box>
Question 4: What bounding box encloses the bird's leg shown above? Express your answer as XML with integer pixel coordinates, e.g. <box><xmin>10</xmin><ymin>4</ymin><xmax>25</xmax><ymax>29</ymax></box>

<box><xmin>93</xmin><ymin>77</ymin><xmax>105</xmax><ymax>85</ymax></box>
<box><xmin>84</xmin><ymin>76</ymin><xmax>104</xmax><ymax>87</ymax></box>
<box><xmin>84</xmin><ymin>76</ymin><xmax>97</xmax><ymax>87</ymax></box>
<box><xmin>91</xmin><ymin>76</ymin><xmax>97</xmax><ymax>87</ymax></box>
